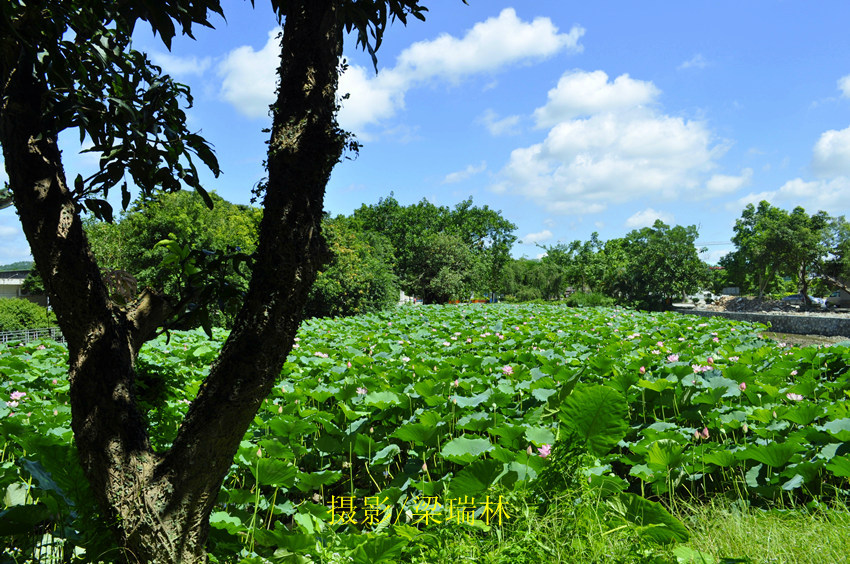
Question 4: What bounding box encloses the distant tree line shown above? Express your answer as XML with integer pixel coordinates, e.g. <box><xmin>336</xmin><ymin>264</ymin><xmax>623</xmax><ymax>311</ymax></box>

<box><xmin>499</xmin><ymin>221</ymin><xmax>706</xmax><ymax>310</ymax></box>
<box><xmin>15</xmin><ymin>193</ymin><xmax>844</xmax><ymax>325</ymax></box>
<box><xmin>26</xmin><ymin>192</ymin><xmax>519</xmax><ymax>325</ymax></box>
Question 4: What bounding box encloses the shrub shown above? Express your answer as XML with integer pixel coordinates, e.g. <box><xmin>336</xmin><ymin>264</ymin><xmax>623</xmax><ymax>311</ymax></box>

<box><xmin>563</xmin><ymin>291</ymin><xmax>615</xmax><ymax>308</ymax></box>
<box><xmin>0</xmin><ymin>298</ymin><xmax>55</xmax><ymax>331</ymax></box>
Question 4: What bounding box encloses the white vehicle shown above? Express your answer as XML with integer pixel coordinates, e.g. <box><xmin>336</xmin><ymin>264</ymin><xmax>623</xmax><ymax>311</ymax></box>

<box><xmin>827</xmin><ymin>289</ymin><xmax>850</xmax><ymax>308</ymax></box>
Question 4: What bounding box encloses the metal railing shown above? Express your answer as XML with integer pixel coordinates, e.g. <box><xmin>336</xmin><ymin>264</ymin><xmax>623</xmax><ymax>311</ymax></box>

<box><xmin>0</xmin><ymin>326</ymin><xmax>65</xmax><ymax>345</ymax></box>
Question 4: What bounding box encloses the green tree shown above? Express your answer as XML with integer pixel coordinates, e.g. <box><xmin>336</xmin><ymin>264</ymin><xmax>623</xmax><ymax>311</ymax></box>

<box><xmin>621</xmin><ymin>221</ymin><xmax>705</xmax><ymax>308</ymax></box>
<box><xmin>353</xmin><ymin>194</ymin><xmax>516</xmax><ymax>300</ymax></box>
<box><xmin>781</xmin><ymin>207</ymin><xmax>830</xmax><ymax>305</ymax></box>
<box><xmin>820</xmin><ymin>215</ymin><xmax>850</xmax><ymax>292</ymax></box>
<box><xmin>723</xmin><ymin>201</ymin><xmax>794</xmax><ymax>297</ymax></box>
<box><xmin>85</xmin><ymin>190</ymin><xmax>261</xmax><ymax>325</ymax></box>
<box><xmin>0</xmin><ymin>0</ymin><xmax>451</xmax><ymax>560</ymax></box>
<box><xmin>446</xmin><ymin>197</ymin><xmax>517</xmax><ymax>296</ymax></box>
<box><xmin>303</xmin><ymin>215</ymin><xmax>398</xmax><ymax>317</ymax></box>
<box><xmin>723</xmin><ymin>201</ymin><xmax>833</xmax><ymax>302</ymax></box>
<box><xmin>412</xmin><ymin>232</ymin><xmax>475</xmax><ymax>303</ymax></box>
<box><xmin>542</xmin><ymin>233</ymin><xmax>605</xmax><ymax>293</ymax></box>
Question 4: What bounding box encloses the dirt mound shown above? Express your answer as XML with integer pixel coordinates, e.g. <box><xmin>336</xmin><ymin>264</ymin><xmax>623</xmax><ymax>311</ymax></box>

<box><xmin>706</xmin><ymin>296</ymin><xmax>802</xmax><ymax>313</ymax></box>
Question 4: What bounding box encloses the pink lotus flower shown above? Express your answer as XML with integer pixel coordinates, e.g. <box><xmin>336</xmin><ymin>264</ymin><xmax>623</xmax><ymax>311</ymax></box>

<box><xmin>10</xmin><ymin>391</ymin><xmax>25</xmax><ymax>401</ymax></box>
<box><xmin>538</xmin><ymin>444</ymin><xmax>552</xmax><ymax>458</ymax></box>
<box><xmin>667</xmin><ymin>354</ymin><xmax>679</xmax><ymax>363</ymax></box>
<box><xmin>701</xmin><ymin>427</ymin><xmax>710</xmax><ymax>439</ymax></box>
<box><xmin>707</xmin><ymin>357</ymin><xmax>714</xmax><ymax>365</ymax></box>
<box><xmin>356</xmin><ymin>386</ymin><xmax>368</xmax><ymax>395</ymax></box>
<box><xmin>502</xmin><ymin>365</ymin><xmax>514</xmax><ymax>375</ymax></box>
<box><xmin>739</xmin><ymin>382</ymin><xmax>747</xmax><ymax>391</ymax></box>
<box><xmin>452</xmin><ymin>379</ymin><xmax>459</xmax><ymax>387</ymax></box>
<box><xmin>639</xmin><ymin>366</ymin><xmax>646</xmax><ymax>374</ymax></box>
<box><xmin>791</xmin><ymin>370</ymin><xmax>798</xmax><ymax>376</ymax></box>
<box><xmin>786</xmin><ymin>392</ymin><xmax>803</xmax><ymax>401</ymax></box>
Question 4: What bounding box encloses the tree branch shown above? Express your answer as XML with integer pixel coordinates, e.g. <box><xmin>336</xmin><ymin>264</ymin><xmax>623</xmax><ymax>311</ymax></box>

<box><xmin>124</xmin><ymin>288</ymin><xmax>175</xmax><ymax>356</ymax></box>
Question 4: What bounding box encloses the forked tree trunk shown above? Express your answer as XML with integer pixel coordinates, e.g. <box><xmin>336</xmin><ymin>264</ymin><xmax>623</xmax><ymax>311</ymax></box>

<box><xmin>0</xmin><ymin>1</ymin><xmax>344</xmax><ymax>561</ymax></box>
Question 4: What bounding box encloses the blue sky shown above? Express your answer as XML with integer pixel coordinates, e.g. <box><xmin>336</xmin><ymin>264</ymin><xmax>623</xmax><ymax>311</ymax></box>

<box><xmin>3</xmin><ymin>0</ymin><xmax>850</xmax><ymax>264</ymax></box>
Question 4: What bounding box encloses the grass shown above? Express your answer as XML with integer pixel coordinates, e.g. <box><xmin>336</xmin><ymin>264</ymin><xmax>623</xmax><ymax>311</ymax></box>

<box><xmin>395</xmin><ymin>493</ymin><xmax>850</xmax><ymax>564</ymax></box>
<box><xmin>679</xmin><ymin>500</ymin><xmax>850</xmax><ymax>564</ymax></box>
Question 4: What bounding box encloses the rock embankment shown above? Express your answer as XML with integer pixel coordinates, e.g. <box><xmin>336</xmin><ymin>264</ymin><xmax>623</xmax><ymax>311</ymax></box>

<box><xmin>674</xmin><ymin>296</ymin><xmax>850</xmax><ymax>338</ymax></box>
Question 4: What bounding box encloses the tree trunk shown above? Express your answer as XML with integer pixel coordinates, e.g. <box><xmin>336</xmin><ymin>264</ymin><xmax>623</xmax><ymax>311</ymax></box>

<box><xmin>1</xmin><ymin>1</ymin><xmax>344</xmax><ymax>561</ymax></box>
<box><xmin>799</xmin><ymin>264</ymin><xmax>810</xmax><ymax>306</ymax></box>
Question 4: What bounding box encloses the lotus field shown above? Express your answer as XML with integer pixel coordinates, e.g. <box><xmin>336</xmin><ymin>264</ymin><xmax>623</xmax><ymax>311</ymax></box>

<box><xmin>2</xmin><ymin>304</ymin><xmax>850</xmax><ymax>561</ymax></box>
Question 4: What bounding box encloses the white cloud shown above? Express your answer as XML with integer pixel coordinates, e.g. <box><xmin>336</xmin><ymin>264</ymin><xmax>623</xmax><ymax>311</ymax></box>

<box><xmin>839</xmin><ymin>74</ymin><xmax>850</xmax><ymax>98</ymax></box>
<box><xmin>217</xmin><ymin>10</ymin><xmax>583</xmax><ymax>133</ymax></box>
<box><xmin>341</xmin><ymin>8</ymin><xmax>583</xmax><ymax>134</ymax></box>
<box><xmin>478</xmin><ymin>110</ymin><xmax>521</xmax><ymax>136</ymax></box>
<box><xmin>729</xmin><ymin>190</ymin><xmax>776</xmax><ymax>210</ymax></box>
<box><xmin>625</xmin><ymin>208</ymin><xmax>674</xmax><ymax>228</ymax></box>
<box><xmin>776</xmin><ymin>177</ymin><xmax>850</xmax><ymax>210</ymax></box>
<box><xmin>705</xmin><ymin>168</ymin><xmax>753</xmax><ymax>195</ymax></box>
<box><xmin>741</xmin><ymin>124</ymin><xmax>850</xmax><ymax>215</ymax></box>
<box><xmin>521</xmin><ymin>229</ymin><xmax>553</xmax><ymax>244</ymax></box>
<box><xmin>533</xmin><ymin>70</ymin><xmax>659</xmax><ymax>127</ymax></box>
<box><xmin>151</xmin><ymin>52</ymin><xmax>212</xmax><ymax>77</ymax></box>
<box><xmin>812</xmin><ymin>125</ymin><xmax>850</xmax><ymax>177</ymax></box>
<box><xmin>495</xmin><ymin>83</ymin><xmax>720</xmax><ymax>214</ymax></box>
<box><xmin>218</xmin><ymin>30</ymin><xmax>280</xmax><ymax>119</ymax></box>
<box><xmin>442</xmin><ymin>162</ymin><xmax>486</xmax><ymax>184</ymax></box>
<box><xmin>734</xmin><ymin>177</ymin><xmax>850</xmax><ymax>214</ymax></box>
<box><xmin>338</xmin><ymin>65</ymin><xmax>409</xmax><ymax>134</ymax></box>
<box><xmin>678</xmin><ymin>54</ymin><xmax>708</xmax><ymax>70</ymax></box>
<box><xmin>395</xmin><ymin>8</ymin><xmax>583</xmax><ymax>82</ymax></box>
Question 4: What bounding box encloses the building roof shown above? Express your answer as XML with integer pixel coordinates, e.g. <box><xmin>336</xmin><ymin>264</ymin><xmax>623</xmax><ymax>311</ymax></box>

<box><xmin>0</xmin><ymin>270</ymin><xmax>29</xmax><ymax>285</ymax></box>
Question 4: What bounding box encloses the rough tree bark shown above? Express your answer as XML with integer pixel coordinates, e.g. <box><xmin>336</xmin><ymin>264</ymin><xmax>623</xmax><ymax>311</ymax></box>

<box><xmin>0</xmin><ymin>0</ymin><xmax>343</xmax><ymax>561</ymax></box>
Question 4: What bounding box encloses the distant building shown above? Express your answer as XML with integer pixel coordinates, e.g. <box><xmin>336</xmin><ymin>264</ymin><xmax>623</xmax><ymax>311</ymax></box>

<box><xmin>0</xmin><ymin>270</ymin><xmax>47</xmax><ymax>306</ymax></box>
